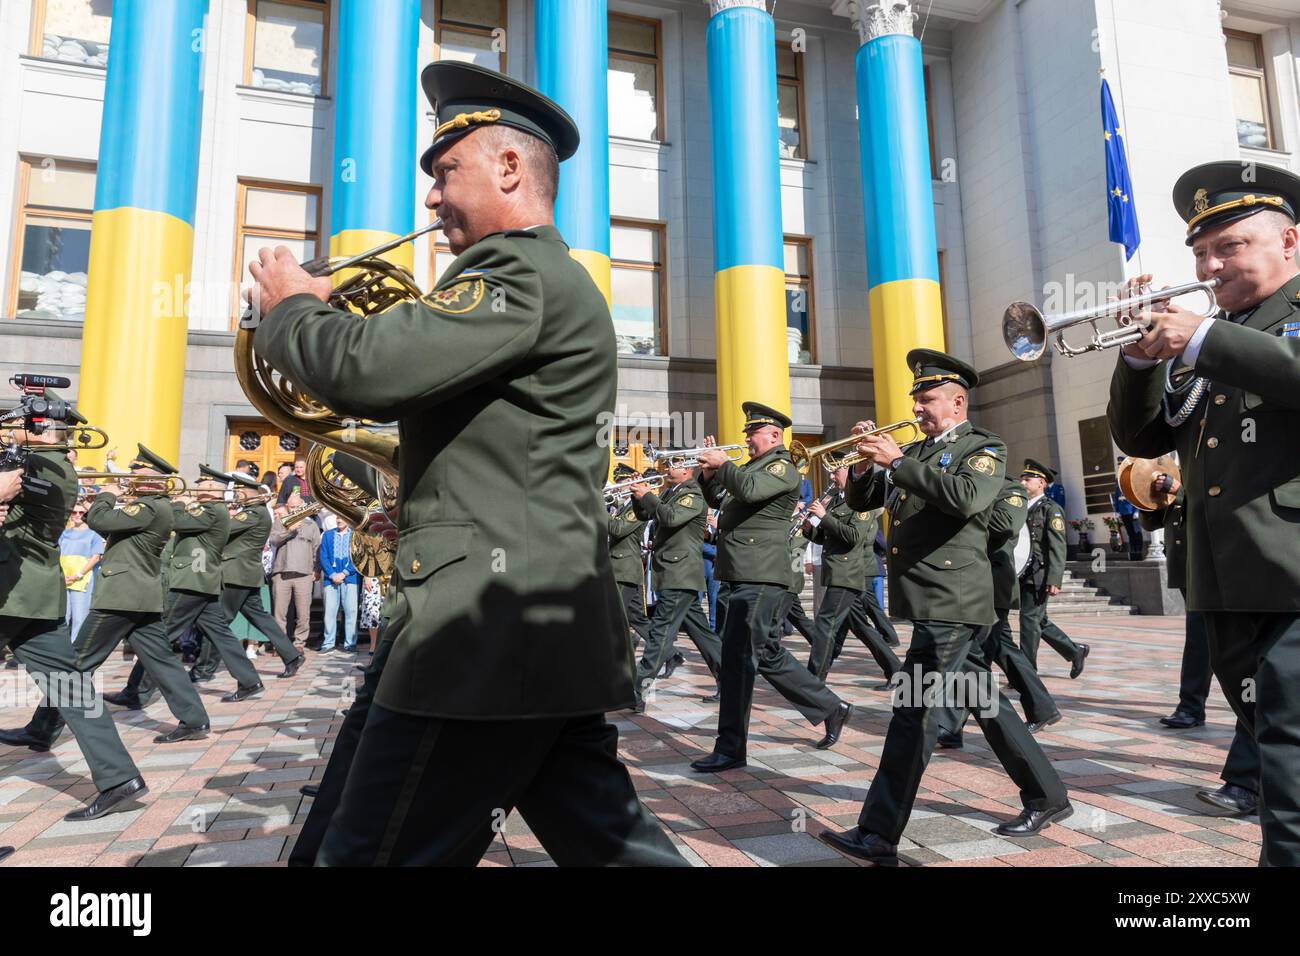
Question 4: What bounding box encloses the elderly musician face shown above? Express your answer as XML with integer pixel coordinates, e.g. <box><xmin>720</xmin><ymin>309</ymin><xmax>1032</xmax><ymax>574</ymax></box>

<box><xmin>744</xmin><ymin>423</ymin><xmax>784</xmax><ymax>458</ymax></box>
<box><xmin>1192</xmin><ymin>211</ymin><xmax>1300</xmax><ymax>314</ymax></box>
<box><xmin>912</xmin><ymin>382</ymin><xmax>967</xmax><ymax>439</ymax></box>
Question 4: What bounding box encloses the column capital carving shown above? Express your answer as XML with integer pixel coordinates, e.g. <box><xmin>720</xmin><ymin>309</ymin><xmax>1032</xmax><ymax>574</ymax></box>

<box><xmin>708</xmin><ymin>0</ymin><xmax>767</xmax><ymax>18</ymax></box>
<box><xmin>848</xmin><ymin>1</ymin><xmax>917</xmax><ymax>45</ymax></box>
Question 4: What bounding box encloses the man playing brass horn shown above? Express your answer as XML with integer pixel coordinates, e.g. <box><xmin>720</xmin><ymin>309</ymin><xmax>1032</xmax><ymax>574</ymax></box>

<box><xmin>247</xmin><ymin>62</ymin><xmax>682</xmax><ymax>867</ymax></box>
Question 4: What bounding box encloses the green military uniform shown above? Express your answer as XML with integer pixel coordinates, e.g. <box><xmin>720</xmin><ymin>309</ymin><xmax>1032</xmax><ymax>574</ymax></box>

<box><xmin>941</xmin><ymin>478</ymin><xmax>1059</xmax><ymax>743</ymax></box>
<box><xmin>781</xmin><ymin>536</ymin><xmax>815</xmax><ymax>645</ymax></box>
<box><xmin>606</xmin><ymin>477</ymin><xmax>650</xmax><ymax>649</ymax></box>
<box><xmin>25</xmin><ymin>479</ymin><xmax>210</xmax><ymax>744</ymax></box>
<box><xmin>0</xmin><ymin>446</ymin><xmax>141</xmax><ymax>798</ymax></box>
<box><xmin>698</xmin><ymin>404</ymin><xmax>845</xmax><ymax>766</ymax></box>
<box><xmin>825</xmin><ymin>351</ymin><xmax>1067</xmax><ymax>859</ymax></box>
<box><xmin>831</xmin><ymin>513</ymin><xmax>902</xmax><ymax>671</ymax></box>
<box><xmin>630</xmin><ymin>477</ymin><xmax>721</xmax><ymax>709</ymax></box>
<box><xmin>255</xmin><ymin>63</ymin><xmax>682</xmax><ymax>865</ymax></box>
<box><xmin>1109</xmin><ymin>164</ymin><xmax>1300</xmax><ymax>857</ymax></box>
<box><xmin>1017</xmin><ymin>459</ymin><xmax>1087</xmax><ymax>674</ymax></box>
<box><xmin>194</xmin><ymin>480</ymin><xmax>302</xmax><ymax>679</ymax></box>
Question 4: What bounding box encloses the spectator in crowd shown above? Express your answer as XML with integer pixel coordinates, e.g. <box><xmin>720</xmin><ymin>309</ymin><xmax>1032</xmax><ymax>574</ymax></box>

<box><xmin>319</xmin><ymin>520</ymin><xmax>359</xmax><ymax>654</ymax></box>
<box><xmin>269</xmin><ymin>493</ymin><xmax>321</xmax><ymax>648</ymax></box>
<box><xmin>360</xmin><ymin>575</ymin><xmax>385</xmax><ymax>656</ymax></box>
<box><xmin>701</xmin><ymin>508</ymin><xmax>721</xmax><ymax>628</ymax></box>
<box><xmin>1047</xmin><ymin>479</ymin><xmax>1066</xmax><ymax>509</ymax></box>
<box><xmin>59</xmin><ymin>500</ymin><xmax>105</xmax><ymax>644</ymax></box>
<box><xmin>261</xmin><ymin>471</ymin><xmax>278</xmax><ymax>496</ymax></box>
<box><xmin>276</xmin><ymin>457</ymin><xmax>309</xmax><ymax>505</ymax></box>
<box><xmin>1111</xmin><ymin>456</ymin><xmax>1144</xmax><ymax>560</ymax></box>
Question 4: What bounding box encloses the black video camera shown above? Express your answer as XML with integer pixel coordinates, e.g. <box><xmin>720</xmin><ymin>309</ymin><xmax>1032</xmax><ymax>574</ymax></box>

<box><xmin>1</xmin><ymin>374</ymin><xmax>83</xmax><ymax>474</ymax></box>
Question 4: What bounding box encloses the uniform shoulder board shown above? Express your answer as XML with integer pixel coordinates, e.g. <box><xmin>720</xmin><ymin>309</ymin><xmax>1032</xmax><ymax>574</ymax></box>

<box><xmin>966</xmin><ymin>453</ymin><xmax>998</xmax><ymax>476</ymax></box>
<box><xmin>765</xmin><ymin>460</ymin><xmax>789</xmax><ymax>477</ymax></box>
<box><xmin>422</xmin><ymin>276</ymin><xmax>486</xmax><ymax>314</ymax></box>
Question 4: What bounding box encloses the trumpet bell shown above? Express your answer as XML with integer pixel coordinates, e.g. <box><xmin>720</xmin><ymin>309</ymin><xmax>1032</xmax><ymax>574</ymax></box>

<box><xmin>1003</xmin><ymin>302</ymin><xmax>1047</xmax><ymax>363</ymax></box>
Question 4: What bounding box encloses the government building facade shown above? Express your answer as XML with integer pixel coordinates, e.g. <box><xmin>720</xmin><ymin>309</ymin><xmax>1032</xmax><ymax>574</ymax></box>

<box><xmin>2</xmin><ymin>0</ymin><xmax>1298</xmax><ymax>540</ymax></box>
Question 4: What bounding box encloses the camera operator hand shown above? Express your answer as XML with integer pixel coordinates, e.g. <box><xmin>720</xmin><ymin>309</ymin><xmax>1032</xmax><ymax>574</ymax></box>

<box><xmin>0</xmin><ymin>468</ymin><xmax>22</xmax><ymax>505</ymax></box>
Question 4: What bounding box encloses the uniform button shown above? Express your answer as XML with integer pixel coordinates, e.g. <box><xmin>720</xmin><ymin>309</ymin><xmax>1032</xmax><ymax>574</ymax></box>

<box><xmin>1214</xmin><ymin>394</ymin><xmax>1226</xmax><ymax>405</ymax></box>
<box><xmin>411</xmin><ymin>559</ymin><xmax>421</xmax><ymax>573</ymax></box>
<box><xmin>891</xmin><ymin>547</ymin><xmax>899</xmax><ymax>555</ymax></box>
<box><xmin>747</xmin><ymin>537</ymin><xmax>754</xmax><ymax>544</ymax></box>
<box><xmin>1208</xmin><ymin>486</ymin><xmax>1221</xmax><ymax>497</ymax></box>
<box><xmin>1206</xmin><ymin>437</ymin><xmax>1219</xmax><ymax>449</ymax></box>
<box><xmin>900</xmin><ymin>493</ymin><xmax>907</xmax><ymax>500</ymax></box>
<box><xmin>1175</xmin><ymin>539</ymin><xmax>1182</xmax><ymax>545</ymax></box>
<box><xmin>943</xmin><ymin>560</ymin><xmax>952</xmax><ymax>567</ymax></box>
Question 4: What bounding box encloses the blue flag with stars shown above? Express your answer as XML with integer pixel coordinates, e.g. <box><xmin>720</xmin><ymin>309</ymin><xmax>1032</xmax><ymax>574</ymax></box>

<box><xmin>1102</xmin><ymin>79</ymin><xmax>1140</xmax><ymax>260</ymax></box>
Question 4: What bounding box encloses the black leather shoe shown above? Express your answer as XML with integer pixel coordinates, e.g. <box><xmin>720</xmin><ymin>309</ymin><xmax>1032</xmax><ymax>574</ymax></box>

<box><xmin>816</xmin><ymin>702</ymin><xmax>853</xmax><ymax>750</ymax></box>
<box><xmin>659</xmin><ymin>652</ymin><xmax>686</xmax><ymax>680</ymax></box>
<box><xmin>102</xmin><ymin>690</ymin><xmax>144</xmax><ymax>710</ymax></box>
<box><xmin>221</xmin><ymin>682</ymin><xmax>264</xmax><ymax>703</ymax></box>
<box><xmin>1160</xmin><ymin>711</ymin><xmax>1205</xmax><ymax>729</ymax></box>
<box><xmin>937</xmin><ymin>730</ymin><xmax>963</xmax><ymax>749</ymax></box>
<box><xmin>1027</xmin><ymin>713</ymin><xmax>1063</xmax><ymax>734</ymax></box>
<box><xmin>278</xmin><ymin>655</ymin><xmax>305</xmax><ymax>679</ymax></box>
<box><xmin>690</xmin><ymin>752</ymin><xmax>746</xmax><ymax>773</ymax></box>
<box><xmin>1196</xmin><ymin>783</ymin><xmax>1257</xmax><ymax>816</ymax></box>
<box><xmin>700</xmin><ymin>685</ymin><xmax>720</xmax><ymax>703</ymax></box>
<box><xmin>633</xmin><ymin>697</ymin><xmax>647</xmax><ymax>715</ymax></box>
<box><xmin>300</xmin><ymin>784</ymin><xmax>320</xmax><ymax>798</ymax></box>
<box><xmin>818</xmin><ymin>827</ymin><xmax>898</xmax><ymax>865</ymax></box>
<box><xmin>64</xmin><ymin>776</ymin><xmax>148</xmax><ymax>821</ymax></box>
<box><xmin>0</xmin><ymin>846</ymin><xmax>13</xmax><ymax>862</ymax></box>
<box><xmin>0</xmin><ymin>727</ymin><xmax>58</xmax><ymax>752</ymax></box>
<box><xmin>1069</xmin><ymin>644</ymin><xmax>1090</xmax><ymax>679</ymax></box>
<box><xmin>153</xmin><ymin>723</ymin><xmax>210</xmax><ymax>744</ymax></box>
<box><xmin>873</xmin><ymin>680</ymin><xmax>894</xmax><ymax>691</ymax></box>
<box><xmin>994</xmin><ymin>803</ymin><xmax>1073</xmax><ymax>836</ymax></box>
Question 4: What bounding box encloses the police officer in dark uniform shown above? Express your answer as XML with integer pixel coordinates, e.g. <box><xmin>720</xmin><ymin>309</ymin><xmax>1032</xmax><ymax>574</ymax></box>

<box><xmin>691</xmin><ymin>403</ymin><xmax>853</xmax><ymax>773</ymax></box>
<box><xmin>820</xmin><ymin>351</ymin><xmax>1070</xmax><ymax>865</ymax></box>
<box><xmin>249</xmin><ymin>62</ymin><xmax>683</xmax><ymax>865</ymax></box>
<box><xmin>628</xmin><ymin>459</ymin><xmax>721</xmax><ymax>712</ymax></box>
<box><xmin>607</xmin><ymin>463</ymin><xmax>650</xmax><ymax>652</ymax></box>
<box><xmin>0</xmin><ymin>416</ymin><xmax>147</xmax><ymax>820</ymax></box>
<box><xmin>191</xmin><ymin>467</ymin><xmax>304</xmax><ymax>681</ymax></box>
<box><xmin>1018</xmin><ymin>459</ymin><xmax>1089</xmax><ymax>678</ymax></box>
<box><xmin>1</xmin><ymin>446</ymin><xmax>212</xmax><ymax>750</ymax></box>
<box><xmin>938</xmin><ymin>476</ymin><xmax>1062</xmax><ymax>749</ymax></box>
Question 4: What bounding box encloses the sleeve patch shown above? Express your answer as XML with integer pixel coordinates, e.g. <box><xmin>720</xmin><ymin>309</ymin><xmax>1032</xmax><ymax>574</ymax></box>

<box><xmin>1050</xmin><ymin>516</ymin><xmax>1065</xmax><ymax>531</ymax></box>
<box><xmin>422</xmin><ymin>277</ymin><xmax>485</xmax><ymax>314</ymax></box>
<box><xmin>1007</xmin><ymin>495</ymin><xmax>1025</xmax><ymax>507</ymax></box>
<box><xmin>765</xmin><ymin>461</ymin><xmax>788</xmax><ymax>477</ymax></box>
<box><xmin>186</xmin><ymin>503</ymin><xmax>204</xmax><ymax>516</ymax></box>
<box><xmin>234</xmin><ymin>511</ymin><xmax>251</xmax><ymax>522</ymax></box>
<box><xmin>967</xmin><ymin>454</ymin><xmax>997</xmax><ymax>476</ymax></box>
<box><xmin>857</xmin><ymin>511</ymin><xmax>871</xmax><ymax>519</ymax></box>
<box><xmin>122</xmin><ymin>503</ymin><xmax>143</xmax><ymax>517</ymax></box>
<box><xmin>678</xmin><ymin>494</ymin><xmax>696</xmax><ymax>508</ymax></box>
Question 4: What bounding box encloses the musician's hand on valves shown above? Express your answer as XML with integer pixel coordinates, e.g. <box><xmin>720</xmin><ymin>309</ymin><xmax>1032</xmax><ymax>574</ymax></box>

<box><xmin>629</xmin><ymin>481</ymin><xmax>651</xmax><ymax>501</ymax></box>
<box><xmin>696</xmin><ymin>437</ymin><xmax>729</xmax><ymax>472</ymax></box>
<box><xmin>862</xmin><ymin>433</ymin><xmax>903</xmax><ymax>468</ymax></box>
<box><xmin>1132</xmin><ymin>302</ymin><xmax>1203</xmax><ymax>361</ymax></box>
<box><xmin>808</xmin><ymin>498</ymin><xmax>828</xmax><ymax>519</ymax></box>
<box><xmin>100</xmin><ymin>483</ymin><xmax>123</xmax><ymax>498</ymax></box>
<box><xmin>248</xmin><ymin>246</ymin><xmax>332</xmax><ymax>318</ymax></box>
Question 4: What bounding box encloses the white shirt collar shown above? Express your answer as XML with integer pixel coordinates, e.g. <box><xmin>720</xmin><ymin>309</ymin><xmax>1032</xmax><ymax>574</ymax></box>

<box><xmin>928</xmin><ymin>421</ymin><xmax>964</xmax><ymax>445</ymax></box>
<box><xmin>1027</xmin><ymin>493</ymin><xmax>1045</xmax><ymax>507</ymax></box>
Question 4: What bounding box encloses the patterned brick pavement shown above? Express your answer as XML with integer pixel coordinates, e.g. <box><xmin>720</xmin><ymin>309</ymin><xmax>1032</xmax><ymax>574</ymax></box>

<box><xmin>0</xmin><ymin>614</ymin><xmax>1261</xmax><ymax>867</ymax></box>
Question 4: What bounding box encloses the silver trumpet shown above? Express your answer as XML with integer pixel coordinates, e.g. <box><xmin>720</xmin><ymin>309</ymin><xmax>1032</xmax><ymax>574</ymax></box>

<box><xmin>603</xmin><ymin>473</ymin><xmax>664</xmax><ymax>506</ymax></box>
<box><xmin>646</xmin><ymin>444</ymin><xmax>746</xmax><ymax>469</ymax></box>
<box><xmin>1002</xmin><ymin>278</ymin><xmax>1221</xmax><ymax>362</ymax></box>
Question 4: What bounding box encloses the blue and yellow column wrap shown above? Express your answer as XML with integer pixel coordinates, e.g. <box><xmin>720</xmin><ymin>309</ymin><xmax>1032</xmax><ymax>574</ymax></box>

<box><xmin>855</xmin><ymin>4</ymin><xmax>945</xmax><ymax>427</ymax></box>
<box><xmin>79</xmin><ymin>0</ymin><xmax>209</xmax><ymax>465</ymax></box>
<box><xmin>329</xmin><ymin>0</ymin><xmax>420</xmax><ymax>271</ymax></box>
<box><xmin>534</xmin><ymin>0</ymin><xmax>611</xmax><ymax>304</ymax></box>
<box><xmin>707</xmin><ymin>0</ymin><xmax>789</xmax><ymax>446</ymax></box>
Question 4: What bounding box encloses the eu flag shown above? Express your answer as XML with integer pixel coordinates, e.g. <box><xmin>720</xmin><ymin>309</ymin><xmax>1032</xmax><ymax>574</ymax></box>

<box><xmin>1102</xmin><ymin>79</ymin><xmax>1140</xmax><ymax>260</ymax></box>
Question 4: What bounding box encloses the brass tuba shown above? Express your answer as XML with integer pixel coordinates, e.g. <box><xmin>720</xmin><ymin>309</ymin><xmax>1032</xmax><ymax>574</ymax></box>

<box><xmin>305</xmin><ymin>443</ymin><xmax>395</xmax><ymax>583</ymax></box>
<box><xmin>233</xmin><ymin>221</ymin><xmax>442</xmax><ymax>479</ymax></box>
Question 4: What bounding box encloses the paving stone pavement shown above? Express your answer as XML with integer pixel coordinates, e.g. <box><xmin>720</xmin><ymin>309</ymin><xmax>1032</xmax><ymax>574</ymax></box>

<box><xmin>0</xmin><ymin>615</ymin><xmax>1262</xmax><ymax>867</ymax></box>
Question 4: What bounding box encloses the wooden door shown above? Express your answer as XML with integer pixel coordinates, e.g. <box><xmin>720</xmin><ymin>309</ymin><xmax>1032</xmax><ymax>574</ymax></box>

<box><xmin>225</xmin><ymin>419</ymin><xmax>303</xmax><ymax>482</ymax></box>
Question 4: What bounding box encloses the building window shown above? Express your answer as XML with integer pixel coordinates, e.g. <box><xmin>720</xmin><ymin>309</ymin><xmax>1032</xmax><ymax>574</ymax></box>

<box><xmin>1078</xmin><ymin>415</ymin><xmax>1117</xmax><ymax>516</ymax></box>
<box><xmin>9</xmin><ymin>159</ymin><xmax>96</xmax><ymax>322</ymax></box>
<box><xmin>245</xmin><ymin>0</ymin><xmax>329</xmax><ymax>96</ymax></box>
<box><xmin>608</xmin><ymin>13</ymin><xmax>662</xmax><ymax>142</ymax></box>
<box><xmin>1226</xmin><ymin>30</ymin><xmax>1274</xmax><ymax>150</ymax></box>
<box><xmin>31</xmin><ymin>0</ymin><xmax>112</xmax><ymax>67</ymax></box>
<box><xmin>611</xmin><ymin>220</ymin><xmax>665</xmax><ymax>356</ymax></box>
<box><xmin>783</xmin><ymin>238</ymin><xmax>814</xmax><ymax>364</ymax></box>
<box><xmin>776</xmin><ymin>41</ymin><xmax>805</xmax><ymax>160</ymax></box>
<box><xmin>435</xmin><ymin>0</ymin><xmax>507</xmax><ymax>71</ymax></box>
<box><xmin>924</xmin><ymin>65</ymin><xmax>940</xmax><ymax>178</ymax></box>
<box><xmin>233</xmin><ymin>180</ymin><xmax>321</xmax><ymax>327</ymax></box>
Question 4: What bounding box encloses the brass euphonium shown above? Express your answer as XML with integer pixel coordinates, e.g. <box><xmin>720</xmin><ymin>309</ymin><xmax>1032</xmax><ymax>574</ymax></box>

<box><xmin>306</xmin><ymin>443</ymin><xmax>395</xmax><ymax>583</ymax></box>
<box><xmin>233</xmin><ymin>220</ymin><xmax>442</xmax><ymax>479</ymax></box>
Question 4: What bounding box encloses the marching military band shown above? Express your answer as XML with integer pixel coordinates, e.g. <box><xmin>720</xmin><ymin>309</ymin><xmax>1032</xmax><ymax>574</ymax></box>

<box><xmin>2</xmin><ymin>61</ymin><xmax>1298</xmax><ymax>869</ymax></box>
